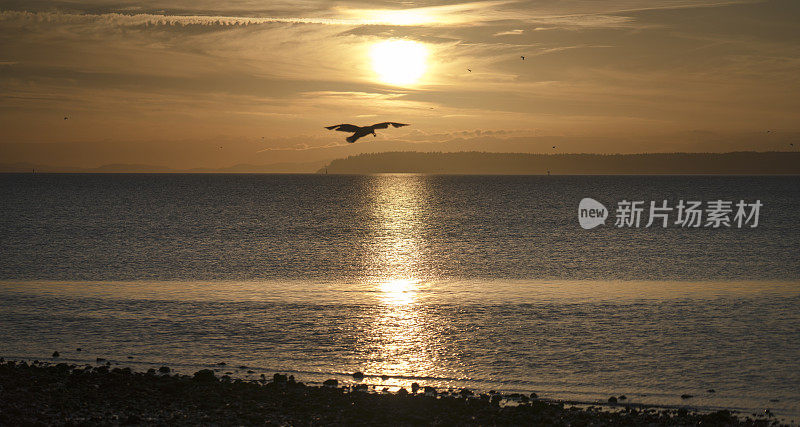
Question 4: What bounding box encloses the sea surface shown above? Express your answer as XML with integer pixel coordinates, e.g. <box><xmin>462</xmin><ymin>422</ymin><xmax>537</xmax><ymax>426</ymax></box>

<box><xmin>1</xmin><ymin>174</ymin><xmax>799</xmax><ymax>421</ymax></box>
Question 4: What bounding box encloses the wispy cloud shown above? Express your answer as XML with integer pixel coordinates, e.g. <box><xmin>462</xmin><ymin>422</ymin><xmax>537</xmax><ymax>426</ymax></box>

<box><xmin>255</xmin><ymin>139</ymin><xmax>348</xmax><ymax>152</ymax></box>
<box><xmin>0</xmin><ymin>0</ymin><xmax>713</xmax><ymax>31</ymax></box>
<box><xmin>0</xmin><ymin>10</ymin><xmax>380</xmax><ymax>27</ymax></box>
<box><xmin>2</xmin><ymin>0</ymin><xmax>762</xmax><ymax>28</ymax></box>
<box><xmin>494</xmin><ymin>29</ymin><xmax>523</xmax><ymax>36</ymax></box>
<box><xmin>302</xmin><ymin>91</ymin><xmax>407</xmax><ymax>100</ymax></box>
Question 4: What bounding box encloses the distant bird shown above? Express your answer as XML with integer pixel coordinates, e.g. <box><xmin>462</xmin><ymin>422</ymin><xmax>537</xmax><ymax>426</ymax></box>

<box><xmin>63</xmin><ymin>116</ymin><xmax>68</xmax><ymax>120</ymax></box>
<box><xmin>325</xmin><ymin>122</ymin><xmax>409</xmax><ymax>143</ymax></box>
<box><xmin>521</xmin><ymin>55</ymin><xmax>525</xmax><ymax>60</ymax></box>
<box><xmin>552</xmin><ymin>146</ymin><xmax>556</xmax><ymax>149</ymax></box>
<box><xmin>467</xmin><ymin>68</ymin><xmax>472</xmax><ymax>72</ymax></box>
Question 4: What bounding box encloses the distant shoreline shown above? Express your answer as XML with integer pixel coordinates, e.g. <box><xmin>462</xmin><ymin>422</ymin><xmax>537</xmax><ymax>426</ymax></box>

<box><xmin>3</xmin><ymin>172</ymin><xmax>800</xmax><ymax>176</ymax></box>
<box><xmin>319</xmin><ymin>151</ymin><xmax>800</xmax><ymax>175</ymax></box>
<box><xmin>0</xmin><ymin>359</ymin><xmax>775</xmax><ymax>425</ymax></box>
<box><xmin>3</xmin><ymin>151</ymin><xmax>799</xmax><ymax>175</ymax></box>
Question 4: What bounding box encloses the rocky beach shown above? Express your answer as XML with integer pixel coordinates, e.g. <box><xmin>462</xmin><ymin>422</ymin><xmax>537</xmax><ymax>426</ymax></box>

<box><xmin>0</xmin><ymin>358</ymin><xmax>784</xmax><ymax>426</ymax></box>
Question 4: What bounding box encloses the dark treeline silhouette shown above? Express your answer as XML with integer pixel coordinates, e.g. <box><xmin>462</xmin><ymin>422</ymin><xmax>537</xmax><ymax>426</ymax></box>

<box><xmin>319</xmin><ymin>151</ymin><xmax>800</xmax><ymax>175</ymax></box>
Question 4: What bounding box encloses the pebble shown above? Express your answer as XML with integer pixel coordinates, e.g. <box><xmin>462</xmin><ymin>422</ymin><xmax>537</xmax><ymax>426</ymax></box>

<box><xmin>193</xmin><ymin>369</ymin><xmax>216</xmax><ymax>382</ymax></box>
<box><xmin>0</xmin><ymin>359</ymin><xmax>759</xmax><ymax>426</ymax></box>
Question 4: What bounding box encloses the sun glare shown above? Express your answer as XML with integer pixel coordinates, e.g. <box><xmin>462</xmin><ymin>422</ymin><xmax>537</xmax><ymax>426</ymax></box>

<box><xmin>380</xmin><ymin>279</ymin><xmax>417</xmax><ymax>305</ymax></box>
<box><xmin>370</xmin><ymin>40</ymin><xmax>428</xmax><ymax>86</ymax></box>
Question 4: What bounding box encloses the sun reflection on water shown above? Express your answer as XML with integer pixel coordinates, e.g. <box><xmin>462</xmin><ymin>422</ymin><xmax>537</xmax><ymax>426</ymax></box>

<box><xmin>379</xmin><ymin>278</ymin><xmax>417</xmax><ymax>305</ymax></box>
<box><xmin>365</xmin><ymin>174</ymin><xmax>430</xmax><ymax>283</ymax></box>
<box><xmin>360</xmin><ymin>175</ymin><xmax>441</xmax><ymax>383</ymax></box>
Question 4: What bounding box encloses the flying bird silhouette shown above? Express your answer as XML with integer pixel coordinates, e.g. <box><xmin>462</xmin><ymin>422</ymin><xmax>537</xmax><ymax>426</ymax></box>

<box><xmin>325</xmin><ymin>122</ymin><xmax>409</xmax><ymax>143</ymax></box>
<box><xmin>521</xmin><ymin>55</ymin><xmax>525</xmax><ymax>60</ymax></box>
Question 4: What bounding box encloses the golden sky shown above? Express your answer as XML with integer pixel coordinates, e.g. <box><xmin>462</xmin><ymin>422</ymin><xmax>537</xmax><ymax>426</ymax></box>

<box><xmin>1</xmin><ymin>0</ymin><xmax>799</xmax><ymax>168</ymax></box>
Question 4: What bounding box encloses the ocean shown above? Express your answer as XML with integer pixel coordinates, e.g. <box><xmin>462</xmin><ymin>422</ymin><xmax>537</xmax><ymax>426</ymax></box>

<box><xmin>1</xmin><ymin>174</ymin><xmax>799</xmax><ymax>420</ymax></box>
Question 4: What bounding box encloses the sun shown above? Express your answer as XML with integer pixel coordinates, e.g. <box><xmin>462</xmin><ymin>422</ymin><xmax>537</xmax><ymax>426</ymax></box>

<box><xmin>370</xmin><ymin>39</ymin><xmax>428</xmax><ymax>86</ymax></box>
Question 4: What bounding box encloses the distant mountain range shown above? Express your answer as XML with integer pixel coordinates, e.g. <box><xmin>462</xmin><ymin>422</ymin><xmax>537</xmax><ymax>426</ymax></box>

<box><xmin>0</xmin><ymin>161</ymin><xmax>326</xmax><ymax>174</ymax></box>
<box><xmin>318</xmin><ymin>151</ymin><xmax>800</xmax><ymax>175</ymax></box>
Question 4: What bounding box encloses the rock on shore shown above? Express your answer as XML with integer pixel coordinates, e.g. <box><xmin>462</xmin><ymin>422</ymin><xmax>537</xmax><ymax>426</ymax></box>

<box><xmin>0</xmin><ymin>360</ymin><xmax>777</xmax><ymax>426</ymax></box>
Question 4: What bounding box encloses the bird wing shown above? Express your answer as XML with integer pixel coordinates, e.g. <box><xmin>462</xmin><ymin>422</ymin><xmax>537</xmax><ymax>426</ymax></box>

<box><xmin>325</xmin><ymin>124</ymin><xmax>360</xmax><ymax>132</ymax></box>
<box><xmin>346</xmin><ymin>133</ymin><xmax>365</xmax><ymax>143</ymax></box>
<box><xmin>371</xmin><ymin>122</ymin><xmax>409</xmax><ymax>129</ymax></box>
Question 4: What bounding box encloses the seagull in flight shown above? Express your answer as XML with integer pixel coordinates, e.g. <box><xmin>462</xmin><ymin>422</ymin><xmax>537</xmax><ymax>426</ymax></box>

<box><xmin>325</xmin><ymin>122</ymin><xmax>409</xmax><ymax>143</ymax></box>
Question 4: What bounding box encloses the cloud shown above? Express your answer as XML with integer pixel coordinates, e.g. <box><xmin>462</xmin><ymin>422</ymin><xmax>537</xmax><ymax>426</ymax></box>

<box><xmin>2</xmin><ymin>0</ymin><xmax>798</xmax><ymax>164</ymax></box>
<box><xmin>0</xmin><ymin>10</ymin><xmax>376</xmax><ymax>27</ymax></box>
<box><xmin>1</xmin><ymin>0</ymin><xmax>750</xmax><ymax>31</ymax></box>
<box><xmin>303</xmin><ymin>91</ymin><xmax>407</xmax><ymax>100</ymax></box>
<box><xmin>255</xmin><ymin>136</ymin><xmax>349</xmax><ymax>152</ymax></box>
<box><xmin>494</xmin><ymin>29</ymin><xmax>523</xmax><ymax>36</ymax></box>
